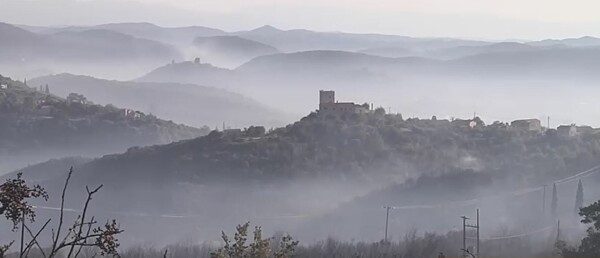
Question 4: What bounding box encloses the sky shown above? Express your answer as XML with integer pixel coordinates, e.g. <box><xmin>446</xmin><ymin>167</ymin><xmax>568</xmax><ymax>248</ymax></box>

<box><xmin>2</xmin><ymin>0</ymin><xmax>600</xmax><ymax>40</ymax></box>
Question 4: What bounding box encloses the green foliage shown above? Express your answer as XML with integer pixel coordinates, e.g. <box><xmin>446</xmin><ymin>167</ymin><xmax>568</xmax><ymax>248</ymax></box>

<box><xmin>575</xmin><ymin>180</ymin><xmax>584</xmax><ymax>213</ymax></box>
<box><xmin>374</xmin><ymin>107</ymin><xmax>386</xmax><ymax>116</ymax></box>
<box><xmin>558</xmin><ymin>200</ymin><xmax>600</xmax><ymax>257</ymax></box>
<box><xmin>211</xmin><ymin>222</ymin><xmax>298</xmax><ymax>258</ymax></box>
<box><xmin>0</xmin><ymin>172</ymin><xmax>48</xmax><ymax>230</ymax></box>
<box><xmin>77</xmin><ymin>104</ymin><xmax>600</xmax><ymax>187</ymax></box>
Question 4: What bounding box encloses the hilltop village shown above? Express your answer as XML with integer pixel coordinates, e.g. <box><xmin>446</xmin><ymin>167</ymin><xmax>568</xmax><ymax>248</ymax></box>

<box><xmin>316</xmin><ymin>90</ymin><xmax>597</xmax><ymax>138</ymax></box>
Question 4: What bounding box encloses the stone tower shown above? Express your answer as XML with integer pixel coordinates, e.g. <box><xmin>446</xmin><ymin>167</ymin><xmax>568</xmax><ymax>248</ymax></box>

<box><xmin>319</xmin><ymin>90</ymin><xmax>335</xmax><ymax>108</ymax></box>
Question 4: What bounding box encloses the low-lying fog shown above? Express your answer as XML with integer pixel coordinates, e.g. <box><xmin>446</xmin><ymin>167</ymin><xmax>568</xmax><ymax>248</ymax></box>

<box><xmin>3</xmin><ymin>21</ymin><xmax>600</xmax><ymax>256</ymax></box>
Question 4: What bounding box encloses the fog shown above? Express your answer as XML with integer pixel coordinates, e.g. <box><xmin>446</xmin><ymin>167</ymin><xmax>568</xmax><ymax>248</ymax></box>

<box><xmin>3</xmin><ymin>13</ymin><xmax>600</xmax><ymax>257</ymax></box>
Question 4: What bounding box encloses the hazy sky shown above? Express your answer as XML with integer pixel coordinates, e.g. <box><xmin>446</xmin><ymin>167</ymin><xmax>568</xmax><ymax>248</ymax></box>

<box><xmin>3</xmin><ymin>0</ymin><xmax>600</xmax><ymax>39</ymax></box>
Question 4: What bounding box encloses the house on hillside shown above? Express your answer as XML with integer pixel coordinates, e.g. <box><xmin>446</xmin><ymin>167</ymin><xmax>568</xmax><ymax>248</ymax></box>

<box><xmin>451</xmin><ymin>118</ymin><xmax>479</xmax><ymax>129</ymax></box>
<box><xmin>0</xmin><ymin>84</ymin><xmax>7</xmax><ymax>89</ymax></box>
<box><xmin>577</xmin><ymin>125</ymin><xmax>594</xmax><ymax>136</ymax></box>
<box><xmin>318</xmin><ymin>90</ymin><xmax>369</xmax><ymax>116</ymax></box>
<box><xmin>557</xmin><ymin>124</ymin><xmax>577</xmax><ymax>138</ymax></box>
<box><xmin>38</xmin><ymin>105</ymin><xmax>53</xmax><ymax>116</ymax></box>
<box><xmin>124</xmin><ymin>109</ymin><xmax>143</xmax><ymax>120</ymax></box>
<box><xmin>66</xmin><ymin>93</ymin><xmax>88</xmax><ymax>105</ymax></box>
<box><xmin>511</xmin><ymin>119</ymin><xmax>542</xmax><ymax>132</ymax></box>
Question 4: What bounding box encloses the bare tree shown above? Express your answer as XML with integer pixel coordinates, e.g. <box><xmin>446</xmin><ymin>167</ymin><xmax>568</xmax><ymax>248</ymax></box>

<box><xmin>1</xmin><ymin>167</ymin><xmax>123</xmax><ymax>258</ymax></box>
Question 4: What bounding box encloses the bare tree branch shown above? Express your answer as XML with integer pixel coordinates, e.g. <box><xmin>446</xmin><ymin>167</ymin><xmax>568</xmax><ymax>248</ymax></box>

<box><xmin>67</xmin><ymin>185</ymin><xmax>102</xmax><ymax>258</ymax></box>
<box><xmin>51</xmin><ymin>167</ymin><xmax>73</xmax><ymax>256</ymax></box>
<box><xmin>23</xmin><ymin>218</ymin><xmax>51</xmax><ymax>258</ymax></box>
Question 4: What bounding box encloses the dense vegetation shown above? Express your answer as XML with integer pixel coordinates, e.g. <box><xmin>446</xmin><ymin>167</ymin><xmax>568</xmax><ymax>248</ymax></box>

<box><xmin>0</xmin><ymin>75</ymin><xmax>207</xmax><ymax>157</ymax></box>
<box><xmin>73</xmin><ymin>108</ymin><xmax>600</xmax><ymax>186</ymax></box>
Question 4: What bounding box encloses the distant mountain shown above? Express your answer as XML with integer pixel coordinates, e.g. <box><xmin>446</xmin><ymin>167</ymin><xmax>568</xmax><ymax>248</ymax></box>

<box><xmin>425</xmin><ymin>42</ymin><xmax>539</xmax><ymax>60</ymax></box>
<box><xmin>233</xmin><ymin>26</ymin><xmax>413</xmax><ymax>52</ymax></box>
<box><xmin>358</xmin><ymin>46</ymin><xmax>417</xmax><ymax>58</ymax></box>
<box><xmin>0</xmin><ymin>23</ymin><xmax>181</xmax><ymax>64</ymax></box>
<box><xmin>192</xmin><ymin>36</ymin><xmax>279</xmax><ymax>68</ymax></box>
<box><xmin>359</xmin><ymin>42</ymin><xmax>540</xmax><ymax>60</ymax></box>
<box><xmin>19</xmin><ymin>22</ymin><xmax>226</xmax><ymax>47</ymax></box>
<box><xmin>0</xmin><ymin>22</ymin><xmax>182</xmax><ymax>80</ymax></box>
<box><xmin>47</xmin><ymin>29</ymin><xmax>181</xmax><ymax>63</ymax></box>
<box><xmin>0</xmin><ymin>22</ymin><xmax>43</xmax><ymax>60</ymax></box>
<box><xmin>234</xmin><ymin>25</ymin><xmax>490</xmax><ymax>52</ymax></box>
<box><xmin>448</xmin><ymin>46</ymin><xmax>600</xmax><ymax>79</ymax></box>
<box><xmin>236</xmin><ymin>50</ymin><xmax>438</xmax><ymax>81</ymax></box>
<box><xmin>0</xmin><ymin>74</ymin><xmax>207</xmax><ymax>173</ymax></box>
<box><xmin>238</xmin><ymin>47</ymin><xmax>600</xmax><ymax>80</ymax></box>
<box><xmin>528</xmin><ymin>36</ymin><xmax>600</xmax><ymax>47</ymax></box>
<box><xmin>136</xmin><ymin>61</ymin><xmax>237</xmax><ymax>87</ymax></box>
<box><xmin>30</xmin><ymin>73</ymin><xmax>289</xmax><ymax>128</ymax></box>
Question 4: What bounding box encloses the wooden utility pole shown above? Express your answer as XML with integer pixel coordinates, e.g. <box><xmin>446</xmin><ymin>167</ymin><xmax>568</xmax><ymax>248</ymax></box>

<box><xmin>384</xmin><ymin>206</ymin><xmax>391</xmax><ymax>243</ymax></box>
<box><xmin>462</xmin><ymin>210</ymin><xmax>480</xmax><ymax>258</ymax></box>
<box><xmin>556</xmin><ymin>220</ymin><xmax>561</xmax><ymax>243</ymax></box>
<box><xmin>462</xmin><ymin>216</ymin><xmax>469</xmax><ymax>258</ymax></box>
<box><xmin>543</xmin><ymin>184</ymin><xmax>548</xmax><ymax>214</ymax></box>
<box><xmin>476</xmin><ymin>209</ymin><xmax>480</xmax><ymax>258</ymax></box>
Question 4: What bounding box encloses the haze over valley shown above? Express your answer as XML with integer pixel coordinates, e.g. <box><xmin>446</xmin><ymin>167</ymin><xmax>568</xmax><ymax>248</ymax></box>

<box><xmin>3</xmin><ymin>1</ymin><xmax>600</xmax><ymax>256</ymax></box>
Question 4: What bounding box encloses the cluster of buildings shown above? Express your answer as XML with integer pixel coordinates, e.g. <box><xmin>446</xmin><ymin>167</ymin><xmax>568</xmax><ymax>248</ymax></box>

<box><xmin>509</xmin><ymin>118</ymin><xmax>596</xmax><ymax>137</ymax></box>
<box><xmin>318</xmin><ymin>90</ymin><xmax>598</xmax><ymax>138</ymax></box>
<box><xmin>123</xmin><ymin>109</ymin><xmax>143</xmax><ymax>120</ymax></box>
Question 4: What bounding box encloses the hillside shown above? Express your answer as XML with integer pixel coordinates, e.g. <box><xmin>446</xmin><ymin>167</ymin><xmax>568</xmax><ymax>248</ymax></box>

<box><xmin>1</xmin><ymin>156</ymin><xmax>91</xmax><ymax>182</ymax></box>
<box><xmin>192</xmin><ymin>36</ymin><xmax>279</xmax><ymax>68</ymax></box>
<box><xmin>136</xmin><ymin>61</ymin><xmax>237</xmax><ymax>88</ymax></box>
<box><xmin>15</xmin><ymin>111</ymin><xmax>600</xmax><ymax>242</ymax></box>
<box><xmin>30</xmin><ymin>73</ymin><xmax>290</xmax><ymax>128</ymax></box>
<box><xmin>70</xmin><ymin>113</ymin><xmax>600</xmax><ymax>186</ymax></box>
<box><xmin>0</xmin><ymin>75</ymin><xmax>207</xmax><ymax>173</ymax></box>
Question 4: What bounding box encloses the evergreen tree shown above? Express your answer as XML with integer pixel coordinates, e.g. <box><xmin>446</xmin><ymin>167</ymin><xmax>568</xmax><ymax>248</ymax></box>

<box><xmin>45</xmin><ymin>84</ymin><xmax>50</xmax><ymax>94</ymax></box>
<box><xmin>575</xmin><ymin>179</ymin><xmax>584</xmax><ymax>213</ymax></box>
<box><xmin>552</xmin><ymin>183</ymin><xmax>558</xmax><ymax>217</ymax></box>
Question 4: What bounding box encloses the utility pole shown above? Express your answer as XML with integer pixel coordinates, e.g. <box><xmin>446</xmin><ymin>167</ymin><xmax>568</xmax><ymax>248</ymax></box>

<box><xmin>547</xmin><ymin>116</ymin><xmax>551</xmax><ymax>130</ymax></box>
<box><xmin>543</xmin><ymin>184</ymin><xmax>548</xmax><ymax>215</ymax></box>
<box><xmin>461</xmin><ymin>216</ymin><xmax>469</xmax><ymax>258</ymax></box>
<box><xmin>461</xmin><ymin>210</ymin><xmax>480</xmax><ymax>258</ymax></box>
<box><xmin>476</xmin><ymin>209</ymin><xmax>480</xmax><ymax>258</ymax></box>
<box><xmin>383</xmin><ymin>206</ymin><xmax>392</xmax><ymax>243</ymax></box>
<box><xmin>556</xmin><ymin>220</ymin><xmax>561</xmax><ymax>243</ymax></box>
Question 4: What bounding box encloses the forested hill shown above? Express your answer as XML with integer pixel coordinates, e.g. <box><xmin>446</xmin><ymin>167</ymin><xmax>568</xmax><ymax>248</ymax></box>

<box><xmin>0</xmin><ymin>75</ymin><xmax>207</xmax><ymax>171</ymax></box>
<box><xmin>13</xmin><ymin>108</ymin><xmax>600</xmax><ymax>242</ymax></box>
<box><xmin>71</xmin><ymin>111</ymin><xmax>600</xmax><ymax>188</ymax></box>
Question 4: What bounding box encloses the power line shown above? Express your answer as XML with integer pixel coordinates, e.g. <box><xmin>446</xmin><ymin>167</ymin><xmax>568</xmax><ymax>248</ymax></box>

<box><xmin>385</xmin><ymin>165</ymin><xmax>600</xmax><ymax>211</ymax></box>
<box><xmin>467</xmin><ymin>225</ymin><xmax>554</xmax><ymax>241</ymax></box>
<box><xmin>33</xmin><ymin>165</ymin><xmax>600</xmax><ymax>220</ymax></box>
